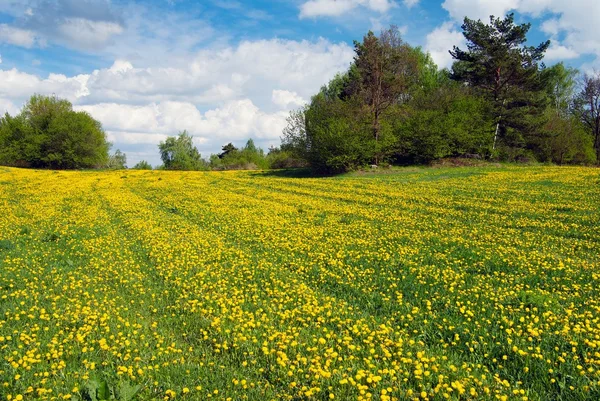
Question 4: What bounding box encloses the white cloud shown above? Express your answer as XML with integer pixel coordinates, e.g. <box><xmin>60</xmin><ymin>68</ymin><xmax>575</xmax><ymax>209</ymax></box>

<box><xmin>272</xmin><ymin>90</ymin><xmax>306</xmax><ymax>109</ymax></box>
<box><xmin>403</xmin><ymin>0</ymin><xmax>419</xmax><ymax>8</ymax></box>
<box><xmin>0</xmin><ymin>35</ymin><xmax>353</xmax><ymax>165</ymax></box>
<box><xmin>440</xmin><ymin>0</ymin><xmax>600</xmax><ymax>65</ymax></box>
<box><xmin>544</xmin><ymin>43</ymin><xmax>579</xmax><ymax>61</ymax></box>
<box><xmin>441</xmin><ymin>0</ymin><xmax>520</xmax><ymax>22</ymax></box>
<box><xmin>425</xmin><ymin>22</ymin><xmax>465</xmax><ymax>69</ymax></box>
<box><xmin>0</xmin><ymin>0</ymin><xmax>124</xmax><ymax>51</ymax></box>
<box><xmin>0</xmin><ymin>98</ymin><xmax>17</xmax><ymax>115</ymax></box>
<box><xmin>299</xmin><ymin>0</ymin><xmax>395</xmax><ymax>18</ymax></box>
<box><xmin>0</xmin><ymin>54</ymin><xmax>2</xmax><ymax>64</ymax></box>
<box><xmin>0</xmin><ymin>24</ymin><xmax>37</xmax><ymax>48</ymax></box>
<box><xmin>57</xmin><ymin>18</ymin><xmax>124</xmax><ymax>50</ymax></box>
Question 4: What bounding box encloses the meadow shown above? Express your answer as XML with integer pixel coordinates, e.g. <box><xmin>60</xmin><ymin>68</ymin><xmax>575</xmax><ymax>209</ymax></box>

<box><xmin>0</xmin><ymin>166</ymin><xmax>599</xmax><ymax>401</ymax></box>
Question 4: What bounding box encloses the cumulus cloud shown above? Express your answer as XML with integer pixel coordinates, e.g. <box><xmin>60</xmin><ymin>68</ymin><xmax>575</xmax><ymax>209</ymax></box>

<box><xmin>441</xmin><ymin>0</ymin><xmax>520</xmax><ymax>22</ymax></box>
<box><xmin>0</xmin><ymin>24</ymin><xmax>38</xmax><ymax>48</ymax></box>
<box><xmin>0</xmin><ymin>98</ymin><xmax>17</xmax><ymax>115</ymax></box>
<box><xmin>439</xmin><ymin>0</ymin><xmax>600</xmax><ymax>65</ymax></box>
<box><xmin>272</xmin><ymin>90</ymin><xmax>306</xmax><ymax>109</ymax></box>
<box><xmin>425</xmin><ymin>22</ymin><xmax>464</xmax><ymax>69</ymax></box>
<box><xmin>544</xmin><ymin>43</ymin><xmax>579</xmax><ymax>61</ymax></box>
<box><xmin>403</xmin><ymin>0</ymin><xmax>419</xmax><ymax>8</ymax></box>
<box><xmin>0</xmin><ymin>35</ymin><xmax>353</xmax><ymax>165</ymax></box>
<box><xmin>299</xmin><ymin>0</ymin><xmax>395</xmax><ymax>18</ymax></box>
<box><xmin>57</xmin><ymin>18</ymin><xmax>124</xmax><ymax>50</ymax></box>
<box><xmin>0</xmin><ymin>0</ymin><xmax>124</xmax><ymax>51</ymax></box>
<box><xmin>76</xmin><ymin>99</ymin><xmax>288</xmax><ymax>164</ymax></box>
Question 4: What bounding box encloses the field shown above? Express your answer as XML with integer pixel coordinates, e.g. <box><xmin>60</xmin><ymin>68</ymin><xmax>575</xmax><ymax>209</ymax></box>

<box><xmin>0</xmin><ymin>166</ymin><xmax>599</xmax><ymax>401</ymax></box>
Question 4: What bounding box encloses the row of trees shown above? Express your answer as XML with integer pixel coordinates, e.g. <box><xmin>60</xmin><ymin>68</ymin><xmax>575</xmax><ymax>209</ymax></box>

<box><xmin>282</xmin><ymin>14</ymin><xmax>599</xmax><ymax>172</ymax></box>
<box><xmin>0</xmin><ymin>95</ymin><xmax>298</xmax><ymax>171</ymax></box>
<box><xmin>2</xmin><ymin>15</ymin><xmax>598</xmax><ymax>173</ymax></box>
<box><xmin>146</xmin><ymin>131</ymin><xmax>303</xmax><ymax>171</ymax></box>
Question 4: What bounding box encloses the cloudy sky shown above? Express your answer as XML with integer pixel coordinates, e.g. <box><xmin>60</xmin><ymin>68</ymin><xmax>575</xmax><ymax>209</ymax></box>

<box><xmin>0</xmin><ymin>0</ymin><xmax>598</xmax><ymax>166</ymax></box>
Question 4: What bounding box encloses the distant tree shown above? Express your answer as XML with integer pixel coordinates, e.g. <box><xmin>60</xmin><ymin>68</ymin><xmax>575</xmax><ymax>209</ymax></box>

<box><xmin>216</xmin><ymin>139</ymin><xmax>269</xmax><ymax>170</ymax></box>
<box><xmin>540</xmin><ymin>110</ymin><xmax>596</xmax><ymax>164</ymax></box>
<box><xmin>209</xmin><ymin>154</ymin><xmax>223</xmax><ymax>170</ymax></box>
<box><xmin>575</xmin><ymin>72</ymin><xmax>600</xmax><ymax>163</ymax></box>
<box><xmin>218</xmin><ymin>143</ymin><xmax>238</xmax><ymax>159</ymax></box>
<box><xmin>541</xmin><ymin>63</ymin><xmax>578</xmax><ymax>116</ymax></box>
<box><xmin>158</xmin><ymin>130</ymin><xmax>206</xmax><ymax>170</ymax></box>
<box><xmin>244</xmin><ymin>138</ymin><xmax>258</xmax><ymax>153</ymax></box>
<box><xmin>0</xmin><ymin>94</ymin><xmax>109</xmax><ymax>169</ymax></box>
<box><xmin>132</xmin><ymin>160</ymin><xmax>152</xmax><ymax>170</ymax></box>
<box><xmin>450</xmin><ymin>13</ymin><xmax>550</xmax><ymax>150</ymax></box>
<box><xmin>107</xmin><ymin>149</ymin><xmax>127</xmax><ymax>169</ymax></box>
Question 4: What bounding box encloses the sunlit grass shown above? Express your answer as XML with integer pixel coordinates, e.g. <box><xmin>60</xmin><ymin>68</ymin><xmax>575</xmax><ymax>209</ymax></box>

<box><xmin>0</xmin><ymin>166</ymin><xmax>599</xmax><ymax>401</ymax></box>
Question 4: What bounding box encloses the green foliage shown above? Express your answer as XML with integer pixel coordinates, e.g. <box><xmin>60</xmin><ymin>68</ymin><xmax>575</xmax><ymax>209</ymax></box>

<box><xmin>214</xmin><ymin>139</ymin><xmax>270</xmax><ymax>170</ymax></box>
<box><xmin>106</xmin><ymin>149</ymin><xmax>127</xmax><ymax>169</ymax></box>
<box><xmin>575</xmin><ymin>72</ymin><xmax>600</xmax><ymax>163</ymax></box>
<box><xmin>537</xmin><ymin>110</ymin><xmax>596</xmax><ymax>165</ymax></box>
<box><xmin>265</xmin><ymin>147</ymin><xmax>307</xmax><ymax>169</ymax></box>
<box><xmin>158</xmin><ymin>131</ymin><xmax>207</xmax><ymax>171</ymax></box>
<box><xmin>218</xmin><ymin>142</ymin><xmax>238</xmax><ymax>159</ymax></box>
<box><xmin>395</xmin><ymin>85</ymin><xmax>493</xmax><ymax>163</ymax></box>
<box><xmin>0</xmin><ymin>95</ymin><xmax>110</xmax><ymax>169</ymax></box>
<box><xmin>79</xmin><ymin>377</ymin><xmax>141</xmax><ymax>401</ymax></box>
<box><xmin>132</xmin><ymin>160</ymin><xmax>152</xmax><ymax>170</ymax></box>
<box><xmin>450</xmin><ymin>14</ymin><xmax>550</xmax><ymax>150</ymax></box>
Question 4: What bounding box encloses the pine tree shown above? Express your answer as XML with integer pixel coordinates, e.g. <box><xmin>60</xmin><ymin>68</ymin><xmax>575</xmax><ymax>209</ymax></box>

<box><xmin>450</xmin><ymin>13</ymin><xmax>550</xmax><ymax>150</ymax></box>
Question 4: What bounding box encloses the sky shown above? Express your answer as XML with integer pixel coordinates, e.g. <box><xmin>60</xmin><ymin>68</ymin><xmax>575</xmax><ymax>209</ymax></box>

<box><xmin>0</xmin><ymin>0</ymin><xmax>599</xmax><ymax>166</ymax></box>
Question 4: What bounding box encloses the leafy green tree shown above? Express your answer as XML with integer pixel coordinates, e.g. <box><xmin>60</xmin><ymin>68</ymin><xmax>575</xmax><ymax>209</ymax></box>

<box><xmin>0</xmin><ymin>113</ymin><xmax>36</xmax><ymax>167</ymax></box>
<box><xmin>450</xmin><ymin>13</ymin><xmax>550</xmax><ymax>151</ymax></box>
<box><xmin>217</xmin><ymin>139</ymin><xmax>269</xmax><ymax>170</ymax></box>
<box><xmin>0</xmin><ymin>95</ymin><xmax>109</xmax><ymax>169</ymax></box>
<box><xmin>539</xmin><ymin>110</ymin><xmax>596</xmax><ymax>164</ymax></box>
<box><xmin>158</xmin><ymin>131</ymin><xmax>206</xmax><ymax>170</ymax></box>
<box><xmin>345</xmin><ymin>26</ymin><xmax>419</xmax><ymax>163</ymax></box>
<box><xmin>395</xmin><ymin>83</ymin><xmax>493</xmax><ymax>163</ymax></box>
<box><xmin>541</xmin><ymin>63</ymin><xmax>578</xmax><ymax>115</ymax></box>
<box><xmin>132</xmin><ymin>160</ymin><xmax>152</xmax><ymax>170</ymax></box>
<box><xmin>107</xmin><ymin>149</ymin><xmax>127</xmax><ymax>169</ymax></box>
<box><xmin>218</xmin><ymin>143</ymin><xmax>238</xmax><ymax>159</ymax></box>
<box><xmin>575</xmin><ymin>72</ymin><xmax>600</xmax><ymax>163</ymax></box>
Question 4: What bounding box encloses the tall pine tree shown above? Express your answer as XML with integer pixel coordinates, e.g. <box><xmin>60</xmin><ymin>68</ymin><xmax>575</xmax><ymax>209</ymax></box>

<box><xmin>450</xmin><ymin>14</ymin><xmax>550</xmax><ymax>151</ymax></box>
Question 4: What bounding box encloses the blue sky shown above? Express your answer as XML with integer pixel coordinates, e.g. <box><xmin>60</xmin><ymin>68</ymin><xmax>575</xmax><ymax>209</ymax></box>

<box><xmin>0</xmin><ymin>0</ymin><xmax>598</xmax><ymax>166</ymax></box>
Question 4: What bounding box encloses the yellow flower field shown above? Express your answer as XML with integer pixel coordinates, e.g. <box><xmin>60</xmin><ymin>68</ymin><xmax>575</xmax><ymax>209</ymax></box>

<box><xmin>0</xmin><ymin>166</ymin><xmax>599</xmax><ymax>401</ymax></box>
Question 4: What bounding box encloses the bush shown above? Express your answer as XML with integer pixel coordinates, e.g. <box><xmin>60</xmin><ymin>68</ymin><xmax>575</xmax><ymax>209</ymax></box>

<box><xmin>0</xmin><ymin>95</ymin><xmax>110</xmax><ymax>169</ymax></box>
<box><xmin>132</xmin><ymin>160</ymin><xmax>153</xmax><ymax>170</ymax></box>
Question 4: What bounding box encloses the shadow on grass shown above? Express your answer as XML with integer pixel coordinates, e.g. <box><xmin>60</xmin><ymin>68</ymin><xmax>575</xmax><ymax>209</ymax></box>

<box><xmin>249</xmin><ymin>168</ymin><xmax>335</xmax><ymax>179</ymax></box>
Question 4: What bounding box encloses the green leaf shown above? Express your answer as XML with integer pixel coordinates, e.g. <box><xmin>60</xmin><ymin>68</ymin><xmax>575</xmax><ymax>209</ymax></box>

<box><xmin>97</xmin><ymin>379</ymin><xmax>110</xmax><ymax>400</ymax></box>
<box><xmin>117</xmin><ymin>381</ymin><xmax>142</xmax><ymax>401</ymax></box>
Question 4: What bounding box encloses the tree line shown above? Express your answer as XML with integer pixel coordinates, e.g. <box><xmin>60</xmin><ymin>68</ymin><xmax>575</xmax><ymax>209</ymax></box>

<box><xmin>1</xmin><ymin>13</ymin><xmax>598</xmax><ymax>172</ymax></box>
<box><xmin>0</xmin><ymin>95</ymin><xmax>302</xmax><ymax>171</ymax></box>
<box><xmin>283</xmin><ymin>14</ymin><xmax>600</xmax><ymax>172</ymax></box>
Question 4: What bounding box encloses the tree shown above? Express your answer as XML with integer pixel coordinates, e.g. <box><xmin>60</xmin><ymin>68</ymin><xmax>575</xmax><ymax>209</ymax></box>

<box><xmin>450</xmin><ymin>13</ymin><xmax>550</xmax><ymax>151</ymax></box>
<box><xmin>540</xmin><ymin>110</ymin><xmax>595</xmax><ymax>164</ymax></box>
<box><xmin>132</xmin><ymin>160</ymin><xmax>152</xmax><ymax>170</ymax></box>
<box><xmin>395</xmin><ymin>83</ymin><xmax>493</xmax><ymax>163</ymax></box>
<box><xmin>218</xmin><ymin>143</ymin><xmax>238</xmax><ymax>159</ymax></box>
<box><xmin>575</xmin><ymin>72</ymin><xmax>600</xmax><ymax>163</ymax></box>
<box><xmin>158</xmin><ymin>131</ymin><xmax>206</xmax><ymax>170</ymax></box>
<box><xmin>0</xmin><ymin>94</ymin><xmax>109</xmax><ymax>169</ymax></box>
<box><xmin>346</xmin><ymin>26</ymin><xmax>419</xmax><ymax>163</ymax></box>
<box><xmin>541</xmin><ymin>63</ymin><xmax>578</xmax><ymax>116</ymax></box>
<box><xmin>107</xmin><ymin>149</ymin><xmax>127</xmax><ymax>169</ymax></box>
